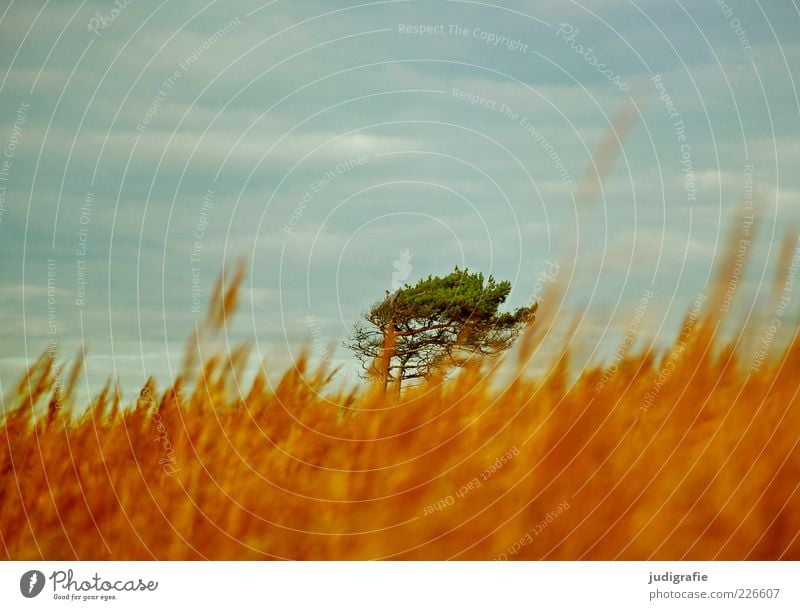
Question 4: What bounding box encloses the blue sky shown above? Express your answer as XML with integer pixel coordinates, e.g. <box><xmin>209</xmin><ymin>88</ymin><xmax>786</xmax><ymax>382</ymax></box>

<box><xmin>1</xmin><ymin>0</ymin><xmax>799</xmax><ymax>399</ymax></box>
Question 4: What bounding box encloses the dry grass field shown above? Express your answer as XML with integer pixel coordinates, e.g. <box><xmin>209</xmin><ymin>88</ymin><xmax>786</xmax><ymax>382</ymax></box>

<box><xmin>2</xmin><ymin>235</ymin><xmax>800</xmax><ymax>561</ymax></box>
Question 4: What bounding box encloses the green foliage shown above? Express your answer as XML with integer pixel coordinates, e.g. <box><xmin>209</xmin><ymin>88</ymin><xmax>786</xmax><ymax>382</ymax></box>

<box><xmin>346</xmin><ymin>266</ymin><xmax>537</xmax><ymax>390</ymax></box>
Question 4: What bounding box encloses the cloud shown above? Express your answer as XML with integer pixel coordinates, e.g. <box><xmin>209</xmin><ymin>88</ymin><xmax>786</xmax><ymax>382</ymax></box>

<box><xmin>0</xmin><ymin>0</ymin><xmax>798</xmax><ymax>395</ymax></box>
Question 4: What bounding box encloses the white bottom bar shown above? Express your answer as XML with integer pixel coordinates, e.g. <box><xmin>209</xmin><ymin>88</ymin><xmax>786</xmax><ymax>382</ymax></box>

<box><xmin>1</xmin><ymin>561</ymin><xmax>797</xmax><ymax>608</ymax></box>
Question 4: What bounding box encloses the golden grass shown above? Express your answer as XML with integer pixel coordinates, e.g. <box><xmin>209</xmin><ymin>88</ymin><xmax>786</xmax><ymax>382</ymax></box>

<box><xmin>1</xmin><ymin>238</ymin><xmax>800</xmax><ymax>561</ymax></box>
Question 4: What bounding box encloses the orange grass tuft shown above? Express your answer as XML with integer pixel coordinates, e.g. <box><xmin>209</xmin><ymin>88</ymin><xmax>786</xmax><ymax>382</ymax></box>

<box><xmin>1</xmin><ymin>246</ymin><xmax>800</xmax><ymax>561</ymax></box>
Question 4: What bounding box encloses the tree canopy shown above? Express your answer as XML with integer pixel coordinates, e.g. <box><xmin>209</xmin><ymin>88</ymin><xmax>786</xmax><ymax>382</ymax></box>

<box><xmin>346</xmin><ymin>266</ymin><xmax>537</xmax><ymax>394</ymax></box>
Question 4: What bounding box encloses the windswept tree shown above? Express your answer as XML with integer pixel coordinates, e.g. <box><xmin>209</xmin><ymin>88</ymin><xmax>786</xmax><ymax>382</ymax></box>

<box><xmin>346</xmin><ymin>267</ymin><xmax>537</xmax><ymax>394</ymax></box>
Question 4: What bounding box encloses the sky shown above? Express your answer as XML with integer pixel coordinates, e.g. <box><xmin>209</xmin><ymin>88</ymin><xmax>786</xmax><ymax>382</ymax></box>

<box><xmin>0</xmin><ymin>0</ymin><xmax>799</xmax><ymax>400</ymax></box>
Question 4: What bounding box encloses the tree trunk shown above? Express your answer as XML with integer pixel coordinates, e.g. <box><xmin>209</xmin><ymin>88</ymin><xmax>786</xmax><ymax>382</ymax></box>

<box><xmin>378</xmin><ymin>320</ymin><xmax>396</xmax><ymax>394</ymax></box>
<box><xmin>393</xmin><ymin>363</ymin><xmax>403</xmax><ymax>399</ymax></box>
